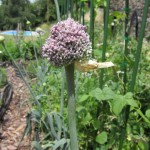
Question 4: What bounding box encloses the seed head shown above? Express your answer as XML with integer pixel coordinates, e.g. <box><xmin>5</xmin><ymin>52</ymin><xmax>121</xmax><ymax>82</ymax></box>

<box><xmin>42</xmin><ymin>18</ymin><xmax>92</xmax><ymax>66</ymax></box>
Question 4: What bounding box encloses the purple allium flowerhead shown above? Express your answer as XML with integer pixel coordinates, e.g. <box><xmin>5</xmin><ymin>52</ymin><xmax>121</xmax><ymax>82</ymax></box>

<box><xmin>42</xmin><ymin>18</ymin><xmax>92</xmax><ymax>66</ymax></box>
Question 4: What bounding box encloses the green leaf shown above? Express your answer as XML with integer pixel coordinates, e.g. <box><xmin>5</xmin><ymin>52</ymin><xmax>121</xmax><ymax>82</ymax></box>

<box><xmin>126</xmin><ymin>99</ymin><xmax>138</xmax><ymax>107</ymax></box>
<box><xmin>83</xmin><ymin>112</ymin><xmax>92</xmax><ymax>125</ymax></box>
<box><xmin>112</xmin><ymin>95</ymin><xmax>127</xmax><ymax>116</ymax></box>
<box><xmin>124</xmin><ymin>92</ymin><xmax>133</xmax><ymax>98</ymax></box>
<box><xmin>96</xmin><ymin>131</ymin><xmax>107</xmax><ymax>144</ymax></box>
<box><xmin>76</xmin><ymin>106</ymin><xmax>87</xmax><ymax>113</ymax></box>
<box><xmin>79</xmin><ymin>94</ymin><xmax>89</xmax><ymax>103</ymax></box>
<box><xmin>102</xmin><ymin>87</ymin><xmax>115</xmax><ymax>100</ymax></box>
<box><xmin>138</xmin><ymin>140</ymin><xmax>149</xmax><ymax>150</ymax></box>
<box><xmin>93</xmin><ymin>120</ymin><xmax>101</xmax><ymax>130</ymax></box>
<box><xmin>89</xmin><ymin>87</ymin><xmax>115</xmax><ymax>101</ymax></box>
<box><xmin>136</xmin><ymin>109</ymin><xmax>150</xmax><ymax>125</ymax></box>
<box><xmin>146</xmin><ymin>109</ymin><xmax>150</xmax><ymax>118</ymax></box>
<box><xmin>89</xmin><ymin>88</ymin><xmax>102</xmax><ymax>101</ymax></box>
<box><xmin>125</xmin><ymin>93</ymin><xmax>138</xmax><ymax>107</ymax></box>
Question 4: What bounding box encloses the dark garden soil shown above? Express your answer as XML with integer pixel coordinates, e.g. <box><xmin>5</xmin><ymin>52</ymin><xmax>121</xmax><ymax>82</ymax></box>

<box><xmin>0</xmin><ymin>66</ymin><xmax>31</xmax><ymax>150</ymax></box>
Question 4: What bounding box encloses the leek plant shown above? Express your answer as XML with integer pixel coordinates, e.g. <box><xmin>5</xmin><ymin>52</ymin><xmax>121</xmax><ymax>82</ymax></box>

<box><xmin>42</xmin><ymin>18</ymin><xmax>92</xmax><ymax>150</ymax></box>
<box><xmin>99</xmin><ymin>0</ymin><xmax>110</xmax><ymax>88</ymax></box>
<box><xmin>119</xmin><ymin>0</ymin><xmax>150</xmax><ymax>149</ymax></box>
<box><xmin>90</xmin><ymin>0</ymin><xmax>95</xmax><ymax>50</ymax></box>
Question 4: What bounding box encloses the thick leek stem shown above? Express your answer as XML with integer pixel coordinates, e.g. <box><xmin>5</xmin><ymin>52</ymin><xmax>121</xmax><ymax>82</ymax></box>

<box><xmin>65</xmin><ymin>63</ymin><xmax>78</xmax><ymax>150</ymax></box>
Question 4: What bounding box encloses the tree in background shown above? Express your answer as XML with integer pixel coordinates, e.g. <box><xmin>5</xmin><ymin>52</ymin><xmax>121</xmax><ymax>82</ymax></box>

<box><xmin>0</xmin><ymin>0</ymin><xmax>32</xmax><ymax>30</ymax></box>
<box><xmin>0</xmin><ymin>0</ymin><xmax>56</xmax><ymax>30</ymax></box>
<box><xmin>30</xmin><ymin>0</ymin><xmax>56</xmax><ymax>26</ymax></box>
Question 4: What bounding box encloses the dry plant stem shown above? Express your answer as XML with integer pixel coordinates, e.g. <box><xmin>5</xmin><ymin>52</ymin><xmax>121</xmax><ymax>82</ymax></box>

<box><xmin>65</xmin><ymin>63</ymin><xmax>79</xmax><ymax>150</ymax></box>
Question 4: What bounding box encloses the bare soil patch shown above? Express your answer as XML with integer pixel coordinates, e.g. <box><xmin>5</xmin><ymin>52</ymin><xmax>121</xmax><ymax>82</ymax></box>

<box><xmin>0</xmin><ymin>66</ymin><xmax>31</xmax><ymax>150</ymax></box>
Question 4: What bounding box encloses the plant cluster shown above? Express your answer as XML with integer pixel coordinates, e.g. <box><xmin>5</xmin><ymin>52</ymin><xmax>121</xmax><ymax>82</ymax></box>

<box><xmin>0</xmin><ymin>0</ymin><xmax>150</xmax><ymax>150</ymax></box>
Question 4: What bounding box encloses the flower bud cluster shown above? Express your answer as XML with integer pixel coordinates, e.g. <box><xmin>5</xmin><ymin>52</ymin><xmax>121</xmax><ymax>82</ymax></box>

<box><xmin>42</xmin><ymin>18</ymin><xmax>92</xmax><ymax>66</ymax></box>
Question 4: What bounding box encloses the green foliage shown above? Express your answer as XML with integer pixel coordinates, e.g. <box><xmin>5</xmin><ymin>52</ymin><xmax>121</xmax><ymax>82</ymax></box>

<box><xmin>0</xmin><ymin>67</ymin><xmax>7</xmax><ymax>88</ymax></box>
<box><xmin>30</xmin><ymin>0</ymin><xmax>56</xmax><ymax>26</ymax></box>
<box><xmin>14</xmin><ymin>37</ymin><xmax>150</xmax><ymax>149</ymax></box>
<box><xmin>0</xmin><ymin>0</ymin><xmax>56</xmax><ymax>30</ymax></box>
<box><xmin>20</xmin><ymin>40</ymin><xmax>41</xmax><ymax>60</ymax></box>
<box><xmin>0</xmin><ymin>36</ymin><xmax>21</xmax><ymax>60</ymax></box>
<box><xmin>96</xmin><ymin>131</ymin><xmax>108</xmax><ymax>144</ymax></box>
<box><xmin>0</xmin><ymin>0</ymin><xmax>32</xmax><ymax>30</ymax></box>
<box><xmin>2</xmin><ymin>0</ymin><xmax>149</xmax><ymax>149</ymax></box>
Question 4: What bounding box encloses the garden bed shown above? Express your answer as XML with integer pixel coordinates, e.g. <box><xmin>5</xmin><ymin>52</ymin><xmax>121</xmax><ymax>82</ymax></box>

<box><xmin>0</xmin><ymin>65</ymin><xmax>31</xmax><ymax>150</ymax></box>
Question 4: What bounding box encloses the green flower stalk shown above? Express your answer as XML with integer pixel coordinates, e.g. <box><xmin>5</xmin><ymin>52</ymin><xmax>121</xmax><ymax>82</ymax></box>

<box><xmin>99</xmin><ymin>0</ymin><xmax>110</xmax><ymax>88</ymax></box>
<box><xmin>42</xmin><ymin>18</ymin><xmax>92</xmax><ymax>150</ymax></box>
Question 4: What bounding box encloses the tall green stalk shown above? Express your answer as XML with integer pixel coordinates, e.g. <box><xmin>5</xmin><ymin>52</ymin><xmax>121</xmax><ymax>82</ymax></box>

<box><xmin>123</xmin><ymin>0</ymin><xmax>129</xmax><ymax>94</ymax></box>
<box><xmin>54</xmin><ymin>0</ymin><xmax>61</xmax><ymax>21</ymax></box>
<box><xmin>119</xmin><ymin>0</ymin><xmax>150</xmax><ymax>149</ymax></box>
<box><xmin>63</xmin><ymin>0</ymin><xmax>66</xmax><ymax>19</ymax></box>
<box><xmin>99</xmin><ymin>0</ymin><xmax>110</xmax><ymax>89</ymax></box>
<box><xmin>75</xmin><ymin>0</ymin><xmax>78</xmax><ymax>20</ymax></box>
<box><xmin>58</xmin><ymin>68</ymin><xmax>65</xmax><ymax>140</ymax></box>
<box><xmin>54</xmin><ymin>0</ymin><xmax>66</xmax><ymax>142</ymax></box>
<box><xmin>70</xmin><ymin>0</ymin><xmax>74</xmax><ymax>18</ymax></box>
<box><xmin>130</xmin><ymin>0</ymin><xmax>149</xmax><ymax>92</ymax></box>
<box><xmin>118</xmin><ymin>1</ymin><xmax>129</xmax><ymax>149</ymax></box>
<box><xmin>65</xmin><ymin>64</ymin><xmax>79</xmax><ymax>150</ymax></box>
<box><xmin>81</xmin><ymin>1</ymin><xmax>85</xmax><ymax>25</ymax></box>
<box><xmin>66</xmin><ymin>0</ymin><xmax>69</xmax><ymax>18</ymax></box>
<box><xmin>90</xmin><ymin>0</ymin><xmax>95</xmax><ymax>50</ymax></box>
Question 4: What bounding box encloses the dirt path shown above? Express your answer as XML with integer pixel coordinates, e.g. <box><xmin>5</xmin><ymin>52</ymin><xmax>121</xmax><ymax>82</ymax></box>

<box><xmin>0</xmin><ymin>66</ymin><xmax>31</xmax><ymax>150</ymax></box>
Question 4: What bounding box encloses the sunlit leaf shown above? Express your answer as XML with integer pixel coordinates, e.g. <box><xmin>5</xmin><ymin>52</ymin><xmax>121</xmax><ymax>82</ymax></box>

<box><xmin>96</xmin><ymin>131</ymin><xmax>107</xmax><ymax>144</ymax></box>
<box><xmin>89</xmin><ymin>88</ymin><xmax>103</xmax><ymax>101</ymax></box>
<box><xmin>146</xmin><ymin>109</ymin><xmax>150</xmax><ymax>118</ymax></box>
<box><xmin>79</xmin><ymin>94</ymin><xmax>89</xmax><ymax>102</ymax></box>
<box><xmin>126</xmin><ymin>99</ymin><xmax>138</xmax><ymax>108</ymax></box>
<box><xmin>102</xmin><ymin>87</ymin><xmax>115</xmax><ymax>100</ymax></box>
<box><xmin>111</xmin><ymin>95</ymin><xmax>127</xmax><ymax>116</ymax></box>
